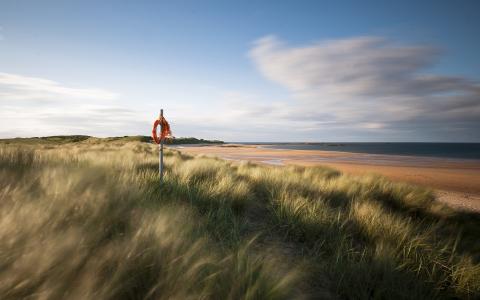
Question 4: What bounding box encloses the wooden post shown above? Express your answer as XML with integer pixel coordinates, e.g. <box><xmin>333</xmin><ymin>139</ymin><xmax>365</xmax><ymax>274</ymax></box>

<box><xmin>159</xmin><ymin>109</ymin><xmax>164</xmax><ymax>181</ymax></box>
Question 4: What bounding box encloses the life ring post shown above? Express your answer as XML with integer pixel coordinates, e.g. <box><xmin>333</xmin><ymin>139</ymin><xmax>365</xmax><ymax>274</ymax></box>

<box><xmin>159</xmin><ymin>109</ymin><xmax>164</xmax><ymax>182</ymax></box>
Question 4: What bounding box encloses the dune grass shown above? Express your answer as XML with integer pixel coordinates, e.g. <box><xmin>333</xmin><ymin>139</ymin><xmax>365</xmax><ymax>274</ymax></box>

<box><xmin>0</xmin><ymin>139</ymin><xmax>479</xmax><ymax>299</ymax></box>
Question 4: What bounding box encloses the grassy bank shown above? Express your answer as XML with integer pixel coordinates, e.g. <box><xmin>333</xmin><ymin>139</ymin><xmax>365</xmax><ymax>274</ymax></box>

<box><xmin>1</xmin><ymin>139</ymin><xmax>479</xmax><ymax>299</ymax></box>
<box><xmin>0</xmin><ymin>135</ymin><xmax>223</xmax><ymax>145</ymax></box>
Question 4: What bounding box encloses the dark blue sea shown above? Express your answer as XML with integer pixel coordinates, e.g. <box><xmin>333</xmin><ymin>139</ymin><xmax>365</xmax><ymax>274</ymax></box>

<box><xmin>249</xmin><ymin>143</ymin><xmax>480</xmax><ymax>160</ymax></box>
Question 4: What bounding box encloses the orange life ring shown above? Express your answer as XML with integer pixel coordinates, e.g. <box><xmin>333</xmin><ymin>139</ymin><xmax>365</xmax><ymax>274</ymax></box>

<box><xmin>152</xmin><ymin>119</ymin><xmax>162</xmax><ymax>144</ymax></box>
<box><xmin>152</xmin><ymin>116</ymin><xmax>172</xmax><ymax>144</ymax></box>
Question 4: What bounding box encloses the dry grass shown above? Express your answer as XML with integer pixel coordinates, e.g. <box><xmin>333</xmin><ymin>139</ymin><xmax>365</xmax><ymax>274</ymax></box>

<box><xmin>0</xmin><ymin>138</ymin><xmax>479</xmax><ymax>299</ymax></box>
<box><xmin>0</xmin><ymin>141</ymin><xmax>297</xmax><ymax>299</ymax></box>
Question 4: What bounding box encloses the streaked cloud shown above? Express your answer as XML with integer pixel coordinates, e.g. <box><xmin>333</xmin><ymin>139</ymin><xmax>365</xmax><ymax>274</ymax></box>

<box><xmin>0</xmin><ymin>72</ymin><xmax>118</xmax><ymax>100</ymax></box>
<box><xmin>1</xmin><ymin>36</ymin><xmax>479</xmax><ymax>142</ymax></box>
<box><xmin>0</xmin><ymin>72</ymin><xmax>143</xmax><ymax>138</ymax></box>
<box><xmin>248</xmin><ymin>35</ymin><xmax>480</xmax><ymax>141</ymax></box>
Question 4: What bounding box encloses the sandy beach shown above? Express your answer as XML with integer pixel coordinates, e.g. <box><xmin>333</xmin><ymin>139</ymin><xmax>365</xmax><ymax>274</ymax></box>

<box><xmin>177</xmin><ymin>144</ymin><xmax>480</xmax><ymax>212</ymax></box>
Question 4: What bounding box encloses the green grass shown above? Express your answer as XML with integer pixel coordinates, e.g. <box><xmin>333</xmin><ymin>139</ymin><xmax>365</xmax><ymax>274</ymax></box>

<box><xmin>0</xmin><ymin>139</ymin><xmax>479</xmax><ymax>299</ymax></box>
<box><xmin>0</xmin><ymin>135</ymin><xmax>223</xmax><ymax>145</ymax></box>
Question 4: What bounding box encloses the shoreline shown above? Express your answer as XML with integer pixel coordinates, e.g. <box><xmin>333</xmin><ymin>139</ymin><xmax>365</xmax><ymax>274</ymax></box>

<box><xmin>176</xmin><ymin>144</ymin><xmax>480</xmax><ymax>212</ymax></box>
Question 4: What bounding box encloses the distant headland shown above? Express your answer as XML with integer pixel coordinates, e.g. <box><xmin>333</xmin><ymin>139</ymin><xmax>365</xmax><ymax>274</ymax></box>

<box><xmin>0</xmin><ymin>135</ymin><xmax>224</xmax><ymax>145</ymax></box>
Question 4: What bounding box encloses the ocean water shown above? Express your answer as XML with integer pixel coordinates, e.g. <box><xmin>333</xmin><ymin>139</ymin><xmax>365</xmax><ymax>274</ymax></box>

<box><xmin>254</xmin><ymin>143</ymin><xmax>480</xmax><ymax>160</ymax></box>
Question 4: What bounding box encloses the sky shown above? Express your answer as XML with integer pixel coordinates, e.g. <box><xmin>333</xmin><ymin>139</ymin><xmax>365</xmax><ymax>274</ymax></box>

<box><xmin>1</xmin><ymin>0</ymin><xmax>479</xmax><ymax>142</ymax></box>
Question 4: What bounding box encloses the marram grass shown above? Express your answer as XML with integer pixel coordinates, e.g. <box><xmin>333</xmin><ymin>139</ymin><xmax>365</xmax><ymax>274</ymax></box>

<box><xmin>0</xmin><ymin>139</ymin><xmax>479</xmax><ymax>299</ymax></box>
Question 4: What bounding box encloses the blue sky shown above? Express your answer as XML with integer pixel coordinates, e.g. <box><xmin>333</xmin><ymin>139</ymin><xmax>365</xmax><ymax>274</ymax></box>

<box><xmin>1</xmin><ymin>0</ymin><xmax>479</xmax><ymax>141</ymax></box>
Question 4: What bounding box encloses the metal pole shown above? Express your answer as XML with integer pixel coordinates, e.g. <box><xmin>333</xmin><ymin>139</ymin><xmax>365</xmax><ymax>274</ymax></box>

<box><xmin>159</xmin><ymin>109</ymin><xmax>164</xmax><ymax>181</ymax></box>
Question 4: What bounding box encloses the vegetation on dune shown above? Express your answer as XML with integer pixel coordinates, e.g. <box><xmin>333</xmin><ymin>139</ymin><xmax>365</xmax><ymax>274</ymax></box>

<box><xmin>0</xmin><ymin>135</ymin><xmax>92</xmax><ymax>144</ymax></box>
<box><xmin>0</xmin><ymin>135</ymin><xmax>223</xmax><ymax>145</ymax></box>
<box><xmin>0</xmin><ymin>139</ymin><xmax>479</xmax><ymax>299</ymax></box>
<box><xmin>165</xmin><ymin>137</ymin><xmax>224</xmax><ymax>145</ymax></box>
<box><xmin>0</xmin><ymin>142</ymin><xmax>294</xmax><ymax>300</ymax></box>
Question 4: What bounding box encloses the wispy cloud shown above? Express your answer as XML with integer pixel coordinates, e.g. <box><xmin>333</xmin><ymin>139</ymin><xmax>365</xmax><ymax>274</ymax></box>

<box><xmin>0</xmin><ymin>72</ymin><xmax>118</xmax><ymax>100</ymax></box>
<box><xmin>248</xmin><ymin>35</ymin><xmax>480</xmax><ymax>141</ymax></box>
<box><xmin>0</xmin><ymin>72</ymin><xmax>145</xmax><ymax>138</ymax></box>
<box><xmin>1</xmin><ymin>36</ymin><xmax>479</xmax><ymax>142</ymax></box>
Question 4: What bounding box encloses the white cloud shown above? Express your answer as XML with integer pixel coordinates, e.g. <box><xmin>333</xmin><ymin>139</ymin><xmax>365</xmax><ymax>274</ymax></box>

<box><xmin>0</xmin><ymin>72</ymin><xmax>143</xmax><ymax>138</ymax></box>
<box><xmin>1</xmin><ymin>36</ymin><xmax>479</xmax><ymax>142</ymax></box>
<box><xmin>248</xmin><ymin>35</ymin><xmax>480</xmax><ymax>141</ymax></box>
<box><xmin>0</xmin><ymin>72</ymin><xmax>118</xmax><ymax>100</ymax></box>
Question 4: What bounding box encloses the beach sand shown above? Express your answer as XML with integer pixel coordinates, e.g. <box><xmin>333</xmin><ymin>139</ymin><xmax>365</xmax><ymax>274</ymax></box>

<box><xmin>176</xmin><ymin>145</ymin><xmax>480</xmax><ymax>212</ymax></box>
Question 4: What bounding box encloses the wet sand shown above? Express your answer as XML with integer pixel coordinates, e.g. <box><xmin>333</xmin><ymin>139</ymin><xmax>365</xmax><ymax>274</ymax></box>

<box><xmin>176</xmin><ymin>144</ymin><xmax>480</xmax><ymax>212</ymax></box>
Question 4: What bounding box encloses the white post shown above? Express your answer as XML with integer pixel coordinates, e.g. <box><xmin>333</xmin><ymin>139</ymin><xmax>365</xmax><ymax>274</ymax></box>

<box><xmin>159</xmin><ymin>109</ymin><xmax>164</xmax><ymax>181</ymax></box>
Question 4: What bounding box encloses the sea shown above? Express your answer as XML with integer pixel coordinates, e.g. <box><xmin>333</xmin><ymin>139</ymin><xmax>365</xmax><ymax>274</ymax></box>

<box><xmin>242</xmin><ymin>143</ymin><xmax>480</xmax><ymax>161</ymax></box>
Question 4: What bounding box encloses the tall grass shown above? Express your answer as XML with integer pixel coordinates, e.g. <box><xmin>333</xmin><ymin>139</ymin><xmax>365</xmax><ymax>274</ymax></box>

<box><xmin>0</xmin><ymin>139</ymin><xmax>479</xmax><ymax>299</ymax></box>
<box><xmin>0</xmin><ymin>142</ymin><xmax>298</xmax><ymax>299</ymax></box>
<box><xmin>235</xmin><ymin>162</ymin><xmax>480</xmax><ymax>299</ymax></box>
